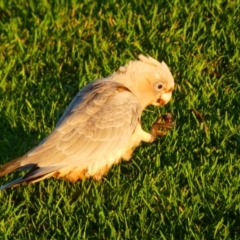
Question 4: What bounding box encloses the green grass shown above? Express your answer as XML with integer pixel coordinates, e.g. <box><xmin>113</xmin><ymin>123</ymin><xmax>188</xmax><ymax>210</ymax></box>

<box><xmin>0</xmin><ymin>0</ymin><xmax>240</xmax><ymax>239</ymax></box>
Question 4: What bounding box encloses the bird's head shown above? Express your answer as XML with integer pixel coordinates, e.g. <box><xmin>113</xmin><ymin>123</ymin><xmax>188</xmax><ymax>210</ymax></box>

<box><xmin>117</xmin><ymin>54</ymin><xmax>175</xmax><ymax>109</ymax></box>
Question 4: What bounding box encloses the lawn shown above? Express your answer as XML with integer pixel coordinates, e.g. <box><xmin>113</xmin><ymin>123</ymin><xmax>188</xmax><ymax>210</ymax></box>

<box><xmin>0</xmin><ymin>0</ymin><xmax>240</xmax><ymax>239</ymax></box>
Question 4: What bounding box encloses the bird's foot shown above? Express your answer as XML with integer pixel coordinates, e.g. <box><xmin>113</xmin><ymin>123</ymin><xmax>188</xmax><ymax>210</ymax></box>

<box><xmin>150</xmin><ymin>113</ymin><xmax>174</xmax><ymax>139</ymax></box>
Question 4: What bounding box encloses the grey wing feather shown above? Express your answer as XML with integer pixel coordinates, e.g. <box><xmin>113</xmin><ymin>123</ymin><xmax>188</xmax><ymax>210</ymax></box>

<box><xmin>26</xmin><ymin>81</ymin><xmax>141</xmax><ymax>160</ymax></box>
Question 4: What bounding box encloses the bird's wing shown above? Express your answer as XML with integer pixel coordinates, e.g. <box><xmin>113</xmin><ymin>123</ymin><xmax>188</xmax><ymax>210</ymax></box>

<box><xmin>0</xmin><ymin>80</ymin><xmax>141</xmax><ymax>183</ymax></box>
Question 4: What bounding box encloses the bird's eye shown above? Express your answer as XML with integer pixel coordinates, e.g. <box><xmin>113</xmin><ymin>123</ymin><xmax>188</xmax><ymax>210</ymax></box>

<box><xmin>153</xmin><ymin>82</ymin><xmax>163</xmax><ymax>92</ymax></box>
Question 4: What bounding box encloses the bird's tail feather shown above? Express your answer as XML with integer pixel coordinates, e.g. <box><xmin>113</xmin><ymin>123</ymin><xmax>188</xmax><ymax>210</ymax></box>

<box><xmin>0</xmin><ymin>157</ymin><xmax>23</xmax><ymax>177</ymax></box>
<box><xmin>0</xmin><ymin>165</ymin><xmax>62</xmax><ymax>190</ymax></box>
<box><xmin>0</xmin><ymin>177</ymin><xmax>25</xmax><ymax>190</ymax></box>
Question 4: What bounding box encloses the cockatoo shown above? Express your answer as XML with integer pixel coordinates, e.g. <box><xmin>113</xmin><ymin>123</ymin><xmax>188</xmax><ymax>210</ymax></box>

<box><xmin>0</xmin><ymin>54</ymin><xmax>174</xmax><ymax>190</ymax></box>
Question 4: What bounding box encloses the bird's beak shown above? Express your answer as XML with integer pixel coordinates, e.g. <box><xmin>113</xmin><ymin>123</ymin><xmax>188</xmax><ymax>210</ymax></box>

<box><xmin>156</xmin><ymin>92</ymin><xmax>172</xmax><ymax>106</ymax></box>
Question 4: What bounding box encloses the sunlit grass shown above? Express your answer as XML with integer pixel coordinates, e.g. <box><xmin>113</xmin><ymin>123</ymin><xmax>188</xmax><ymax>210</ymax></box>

<box><xmin>0</xmin><ymin>0</ymin><xmax>240</xmax><ymax>239</ymax></box>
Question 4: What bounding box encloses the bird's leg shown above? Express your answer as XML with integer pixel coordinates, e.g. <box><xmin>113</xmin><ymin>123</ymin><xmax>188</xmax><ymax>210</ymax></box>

<box><xmin>150</xmin><ymin>113</ymin><xmax>174</xmax><ymax>140</ymax></box>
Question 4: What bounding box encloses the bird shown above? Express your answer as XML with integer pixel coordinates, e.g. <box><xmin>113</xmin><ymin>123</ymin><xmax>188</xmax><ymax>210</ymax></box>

<box><xmin>0</xmin><ymin>54</ymin><xmax>175</xmax><ymax>190</ymax></box>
